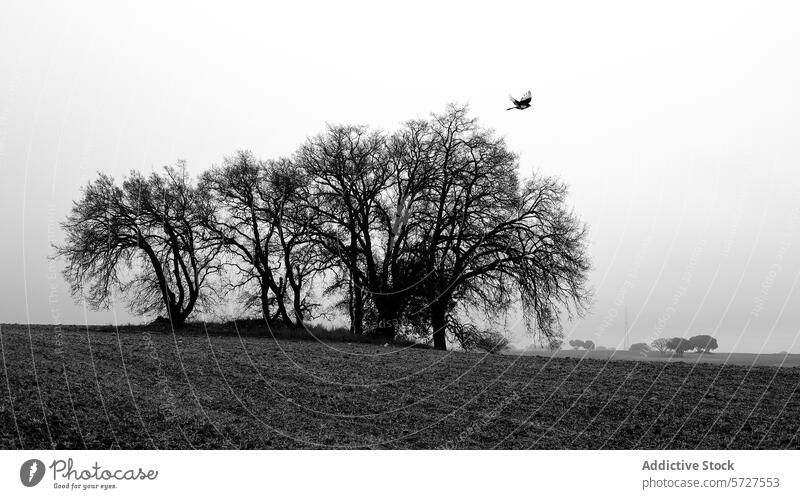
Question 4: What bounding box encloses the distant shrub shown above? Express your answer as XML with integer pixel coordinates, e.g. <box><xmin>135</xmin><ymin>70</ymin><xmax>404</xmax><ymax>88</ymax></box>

<box><xmin>450</xmin><ymin>322</ymin><xmax>509</xmax><ymax>353</ymax></box>
<box><xmin>629</xmin><ymin>342</ymin><xmax>650</xmax><ymax>353</ymax></box>
<box><xmin>474</xmin><ymin>332</ymin><xmax>510</xmax><ymax>353</ymax></box>
<box><xmin>567</xmin><ymin>339</ymin><xmax>599</xmax><ymax>351</ymax></box>
<box><xmin>393</xmin><ymin>331</ymin><xmax>429</xmax><ymax>348</ymax></box>
<box><xmin>569</xmin><ymin>339</ymin><xmax>585</xmax><ymax>350</ymax></box>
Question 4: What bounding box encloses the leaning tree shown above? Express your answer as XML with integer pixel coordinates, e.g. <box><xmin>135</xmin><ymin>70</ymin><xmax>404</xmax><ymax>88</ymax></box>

<box><xmin>55</xmin><ymin>164</ymin><xmax>222</xmax><ymax>327</ymax></box>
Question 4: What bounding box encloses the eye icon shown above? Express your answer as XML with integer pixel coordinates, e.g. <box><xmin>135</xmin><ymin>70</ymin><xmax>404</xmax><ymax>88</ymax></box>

<box><xmin>20</xmin><ymin>459</ymin><xmax>45</xmax><ymax>487</ymax></box>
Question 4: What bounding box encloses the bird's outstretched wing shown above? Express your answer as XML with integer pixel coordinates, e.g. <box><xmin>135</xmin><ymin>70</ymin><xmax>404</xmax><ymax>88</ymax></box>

<box><xmin>508</xmin><ymin>94</ymin><xmax>520</xmax><ymax>106</ymax></box>
<box><xmin>518</xmin><ymin>90</ymin><xmax>532</xmax><ymax>105</ymax></box>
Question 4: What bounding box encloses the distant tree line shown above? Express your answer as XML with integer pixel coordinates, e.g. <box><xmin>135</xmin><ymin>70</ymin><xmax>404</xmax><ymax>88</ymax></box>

<box><xmin>650</xmin><ymin>335</ymin><xmax>719</xmax><ymax>357</ymax></box>
<box><xmin>55</xmin><ymin>105</ymin><xmax>591</xmax><ymax>351</ymax></box>
<box><xmin>561</xmin><ymin>335</ymin><xmax>720</xmax><ymax>356</ymax></box>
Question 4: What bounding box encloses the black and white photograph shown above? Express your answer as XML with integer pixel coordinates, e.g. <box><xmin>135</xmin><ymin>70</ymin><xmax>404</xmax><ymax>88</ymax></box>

<box><xmin>1</xmin><ymin>1</ymin><xmax>799</xmax><ymax>496</ymax></box>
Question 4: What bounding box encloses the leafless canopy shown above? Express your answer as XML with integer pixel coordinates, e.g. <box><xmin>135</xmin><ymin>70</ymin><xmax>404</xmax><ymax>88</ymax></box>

<box><xmin>296</xmin><ymin>104</ymin><xmax>591</xmax><ymax>349</ymax></box>
<box><xmin>55</xmin><ymin>164</ymin><xmax>223</xmax><ymax>327</ymax></box>
<box><xmin>55</xmin><ymin>105</ymin><xmax>590</xmax><ymax>348</ymax></box>
<box><xmin>198</xmin><ymin>151</ymin><xmax>329</xmax><ymax>326</ymax></box>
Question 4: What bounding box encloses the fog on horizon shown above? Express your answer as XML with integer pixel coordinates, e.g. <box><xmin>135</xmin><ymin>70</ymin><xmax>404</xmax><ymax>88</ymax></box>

<box><xmin>1</xmin><ymin>1</ymin><xmax>799</xmax><ymax>353</ymax></box>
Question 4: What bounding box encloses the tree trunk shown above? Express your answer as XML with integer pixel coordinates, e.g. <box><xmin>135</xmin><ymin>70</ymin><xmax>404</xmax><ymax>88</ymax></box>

<box><xmin>348</xmin><ymin>277</ymin><xmax>355</xmax><ymax>333</ymax></box>
<box><xmin>347</xmin><ymin>233</ymin><xmax>364</xmax><ymax>336</ymax></box>
<box><xmin>375</xmin><ymin>321</ymin><xmax>395</xmax><ymax>341</ymax></box>
<box><xmin>372</xmin><ymin>294</ymin><xmax>399</xmax><ymax>341</ymax></box>
<box><xmin>166</xmin><ymin>299</ymin><xmax>188</xmax><ymax>329</ymax></box>
<box><xmin>259</xmin><ymin>283</ymin><xmax>272</xmax><ymax>325</ymax></box>
<box><xmin>275</xmin><ymin>299</ymin><xmax>295</xmax><ymax>328</ymax></box>
<box><xmin>172</xmin><ymin>311</ymin><xmax>188</xmax><ymax>328</ymax></box>
<box><xmin>372</xmin><ymin>307</ymin><xmax>395</xmax><ymax>340</ymax></box>
<box><xmin>292</xmin><ymin>289</ymin><xmax>304</xmax><ymax>329</ymax></box>
<box><xmin>139</xmin><ymin>240</ymin><xmax>185</xmax><ymax>328</ymax></box>
<box><xmin>352</xmin><ymin>280</ymin><xmax>364</xmax><ymax>335</ymax></box>
<box><xmin>431</xmin><ymin>300</ymin><xmax>448</xmax><ymax>350</ymax></box>
<box><xmin>265</xmin><ymin>275</ymin><xmax>295</xmax><ymax>328</ymax></box>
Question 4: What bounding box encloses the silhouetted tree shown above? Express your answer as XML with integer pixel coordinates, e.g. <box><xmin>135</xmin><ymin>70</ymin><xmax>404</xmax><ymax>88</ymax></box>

<box><xmin>629</xmin><ymin>342</ymin><xmax>650</xmax><ymax>353</ymax></box>
<box><xmin>689</xmin><ymin>334</ymin><xmax>718</xmax><ymax>353</ymax></box>
<box><xmin>56</xmin><ymin>164</ymin><xmax>222</xmax><ymax>327</ymax></box>
<box><xmin>297</xmin><ymin>125</ymin><xmax>423</xmax><ymax>339</ymax></box>
<box><xmin>569</xmin><ymin>339</ymin><xmax>585</xmax><ymax>350</ymax></box>
<box><xmin>666</xmin><ymin>337</ymin><xmax>679</xmax><ymax>351</ymax></box>
<box><xmin>666</xmin><ymin>337</ymin><xmax>693</xmax><ymax>357</ymax></box>
<box><xmin>58</xmin><ymin>105</ymin><xmax>591</xmax><ymax>346</ymax></box>
<box><xmin>651</xmin><ymin>338</ymin><xmax>670</xmax><ymax>354</ymax></box>
<box><xmin>199</xmin><ymin>151</ymin><xmax>286</xmax><ymax>323</ymax></box>
<box><xmin>267</xmin><ymin>160</ymin><xmax>333</xmax><ymax>326</ymax></box>
<box><xmin>583</xmin><ymin>340</ymin><xmax>595</xmax><ymax>350</ymax></box>
<box><xmin>398</xmin><ymin>106</ymin><xmax>592</xmax><ymax>349</ymax></box>
<box><xmin>200</xmin><ymin>152</ymin><xmax>328</xmax><ymax>327</ymax></box>
<box><xmin>297</xmin><ymin>106</ymin><xmax>590</xmax><ymax>349</ymax></box>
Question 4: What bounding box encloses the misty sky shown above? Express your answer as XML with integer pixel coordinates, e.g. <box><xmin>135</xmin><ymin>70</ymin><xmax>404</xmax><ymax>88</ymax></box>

<box><xmin>1</xmin><ymin>1</ymin><xmax>799</xmax><ymax>353</ymax></box>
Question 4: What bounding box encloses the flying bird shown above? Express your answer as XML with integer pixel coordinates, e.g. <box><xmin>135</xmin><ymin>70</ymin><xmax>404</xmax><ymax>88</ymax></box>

<box><xmin>507</xmin><ymin>90</ymin><xmax>532</xmax><ymax>111</ymax></box>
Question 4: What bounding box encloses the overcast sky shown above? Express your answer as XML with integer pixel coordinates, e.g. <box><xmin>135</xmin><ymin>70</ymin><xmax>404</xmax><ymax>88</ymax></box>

<box><xmin>1</xmin><ymin>1</ymin><xmax>799</xmax><ymax>353</ymax></box>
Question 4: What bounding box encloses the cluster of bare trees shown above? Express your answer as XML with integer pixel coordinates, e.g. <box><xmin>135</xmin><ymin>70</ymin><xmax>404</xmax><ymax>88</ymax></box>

<box><xmin>199</xmin><ymin>152</ymin><xmax>328</xmax><ymax>328</ymax></box>
<box><xmin>56</xmin><ymin>105</ymin><xmax>591</xmax><ymax>350</ymax></box>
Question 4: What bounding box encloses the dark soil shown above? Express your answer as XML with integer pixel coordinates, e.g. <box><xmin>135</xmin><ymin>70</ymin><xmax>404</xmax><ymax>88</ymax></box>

<box><xmin>1</xmin><ymin>324</ymin><xmax>799</xmax><ymax>449</ymax></box>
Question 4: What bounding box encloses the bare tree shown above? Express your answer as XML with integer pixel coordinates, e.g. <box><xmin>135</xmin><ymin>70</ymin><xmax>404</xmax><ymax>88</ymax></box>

<box><xmin>297</xmin><ymin>125</ymin><xmax>421</xmax><ymax>339</ymax></box>
<box><xmin>266</xmin><ymin>159</ymin><xmax>332</xmax><ymax>326</ymax></box>
<box><xmin>407</xmin><ymin>105</ymin><xmax>591</xmax><ymax>349</ymax></box>
<box><xmin>55</xmin><ymin>164</ymin><xmax>222</xmax><ymax>327</ymax></box>
<box><xmin>651</xmin><ymin>338</ymin><xmax>670</xmax><ymax>354</ymax></box>
<box><xmin>297</xmin><ymin>106</ymin><xmax>591</xmax><ymax>349</ymax></box>
<box><xmin>199</xmin><ymin>151</ymin><xmax>326</xmax><ymax>327</ymax></box>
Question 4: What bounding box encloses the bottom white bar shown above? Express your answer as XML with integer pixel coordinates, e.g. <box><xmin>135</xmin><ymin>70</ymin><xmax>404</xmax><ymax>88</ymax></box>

<box><xmin>1</xmin><ymin>450</ymin><xmax>797</xmax><ymax>498</ymax></box>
